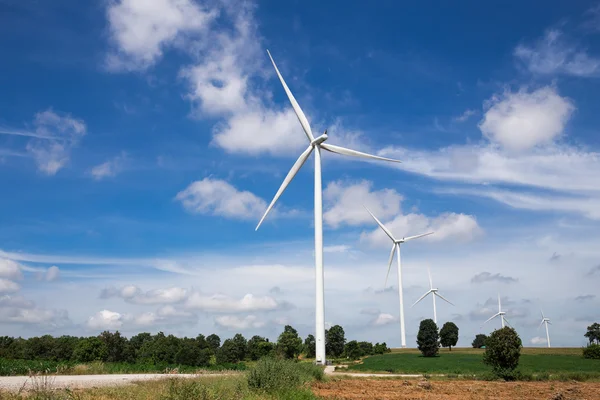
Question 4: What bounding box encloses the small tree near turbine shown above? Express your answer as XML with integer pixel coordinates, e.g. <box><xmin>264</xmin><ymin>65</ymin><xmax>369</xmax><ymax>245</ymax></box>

<box><xmin>472</xmin><ymin>334</ymin><xmax>488</xmax><ymax>348</ymax></box>
<box><xmin>416</xmin><ymin>319</ymin><xmax>439</xmax><ymax>357</ymax></box>
<box><xmin>439</xmin><ymin>322</ymin><xmax>459</xmax><ymax>351</ymax></box>
<box><xmin>304</xmin><ymin>334</ymin><xmax>316</xmax><ymax>358</ymax></box>
<box><xmin>483</xmin><ymin>327</ymin><xmax>522</xmax><ymax>380</ymax></box>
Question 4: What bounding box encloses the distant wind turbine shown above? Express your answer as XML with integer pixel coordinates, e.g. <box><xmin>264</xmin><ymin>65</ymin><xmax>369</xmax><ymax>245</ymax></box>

<box><xmin>255</xmin><ymin>50</ymin><xmax>401</xmax><ymax>365</ymax></box>
<box><xmin>539</xmin><ymin>309</ymin><xmax>552</xmax><ymax>348</ymax></box>
<box><xmin>365</xmin><ymin>206</ymin><xmax>433</xmax><ymax>348</ymax></box>
<box><xmin>411</xmin><ymin>267</ymin><xmax>453</xmax><ymax>324</ymax></box>
<box><xmin>482</xmin><ymin>294</ymin><xmax>510</xmax><ymax>329</ymax></box>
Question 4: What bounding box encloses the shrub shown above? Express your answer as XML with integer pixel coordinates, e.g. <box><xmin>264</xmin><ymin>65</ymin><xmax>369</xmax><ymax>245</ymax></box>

<box><xmin>483</xmin><ymin>327</ymin><xmax>522</xmax><ymax>380</ymax></box>
<box><xmin>472</xmin><ymin>334</ymin><xmax>488</xmax><ymax>349</ymax></box>
<box><xmin>416</xmin><ymin>319</ymin><xmax>439</xmax><ymax>357</ymax></box>
<box><xmin>582</xmin><ymin>343</ymin><xmax>600</xmax><ymax>359</ymax></box>
<box><xmin>247</xmin><ymin>357</ymin><xmax>323</xmax><ymax>394</ymax></box>
<box><xmin>439</xmin><ymin>322</ymin><xmax>459</xmax><ymax>351</ymax></box>
<box><xmin>373</xmin><ymin>342</ymin><xmax>390</xmax><ymax>354</ymax></box>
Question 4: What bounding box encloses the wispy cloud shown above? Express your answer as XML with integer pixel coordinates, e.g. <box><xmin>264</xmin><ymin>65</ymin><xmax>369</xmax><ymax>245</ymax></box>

<box><xmin>453</xmin><ymin>109</ymin><xmax>477</xmax><ymax>122</ymax></box>
<box><xmin>575</xmin><ymin>294</ymin><xmax>596</xmax><ymax>302</ymax></box>
<box><xmin>471</xmin><ymin>272</ymin><xmax>518</xmax><ymax>284</ymax></box>
<box><xmin>90</xmin><ymin>152</ymin><xmax>128</xmax><ymax>180</ymax></box>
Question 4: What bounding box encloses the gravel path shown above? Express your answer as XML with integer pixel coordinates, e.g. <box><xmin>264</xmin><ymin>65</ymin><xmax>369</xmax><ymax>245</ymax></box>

<box><xmin>0</xmin><ymin>373</ymin><xmax>233</xmax><ymax>391</ymax></box>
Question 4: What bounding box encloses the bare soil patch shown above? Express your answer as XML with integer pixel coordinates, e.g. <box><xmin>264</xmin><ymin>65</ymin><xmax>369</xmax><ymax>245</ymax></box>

<box><xmin>312</xmin><ymin>379</ymin><xmax>600</xmax><ymax>399</ymax></box>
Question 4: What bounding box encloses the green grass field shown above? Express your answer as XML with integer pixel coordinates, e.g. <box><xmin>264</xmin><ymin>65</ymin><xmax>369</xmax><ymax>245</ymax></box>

<box><xmin>347</xmin><ymin>348</ymin><xmax>600</xmax><ymax>378</ymax></box>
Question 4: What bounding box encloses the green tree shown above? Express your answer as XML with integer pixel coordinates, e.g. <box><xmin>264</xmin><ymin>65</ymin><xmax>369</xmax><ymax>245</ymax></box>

<box><xmin>52</xmin><ymin>336</ymin><xmax>80</xmax><ymax>361</ymax></box>
<box><xmin>325</xmin><ymin>325</ymin><xmax>346</xmax><ymax>358</ymax></box>
<box><xmin>344</xmin><ymin>340</ymin><xmax>362</xmax><ymax>360</ymax></box>
<box><xmin>129</xmin><ymin>332</ymin><xmax>152</xmax><ymax>361</ymax></box>
<box><xmin>216</xmin><ymin>339</ymin><xmax>240</xmax><ymax>364</ymax></box>
<box><xmin>206</xmin><ymin>334</ymin><xmax>221</xmax><ymax>354</ymax></box>
<box><xmin>483</xmin><ymin>327</ymin><xmax>522</xmax><ymax>380</ymax></box>
<box><xmin>584</xmin><ymin>322</ymin><xmax>600</xmax><ymax>345</ymax></box>
<box><xmin>24</xmin><ymin>335</ymin><xmax>55</xmax><ymax>360</ymax></box>
<box><xmin>304</xmin><ymin>334</ymin><xmax>316</xmax><ymax>358</ymax></box>
<box><xmin>373</xmin><ymin>342</ymin><xmax>389</xmax><ymax>354</ymax></box>
<box><xmin>73</xmin><ymin>337</ymin><xmax>108</xmax><ymax>362</ymax></box>
<box><xmin>231</xmin><ymin>333</ymin><xmax>247</xmax><ymax>361</ymax></box>
<box><xmin>99</xmin><ymin>331</ymin><xmax>128</xmax><ymax>362</ymax></box>
<box><xmin>416</xmin><ymin>319</ymin><xmax>439</xmax><ymax>357</ymax></box>
<box><xmin>175</xmin><ymin>337</ymin><xmax>211</xmax><ymax>367</ymax></box>
<box><xmin>277</xmin><ymin>325</ymin><xmax>302</xmax><ymax>359</ymax></box>
<box><xmin>358</xmin><ymin>341</ymin><xmax>374</xmax><ymax>356</ymax></box>
<box><xmin>472</xmin><ymin>334</ymin><xmax>488</xmax><ymax>349</ymax></box>
<box><xmin>247</xmin><ymin>336</ymin><xmax>274</xmax><ymax>360</ymax></box>
<box><xmin>439</xmin><ymin>322</ymin><xmax>459</xmax><ymax>351</ymax></box>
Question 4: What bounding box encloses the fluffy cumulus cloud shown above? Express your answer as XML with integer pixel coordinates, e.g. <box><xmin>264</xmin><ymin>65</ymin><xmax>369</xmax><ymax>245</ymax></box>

<box><xmin>471</xmin><ymin>272</ymin><xmax>518</xmax><ymax>284</ymax></box>
<box><xmin>23</xmin><ymin>109</ymin><xmax>87</xmax><ymax>175</ymax></box>
<box><xmin>215</xmin><ymin>315</ymin><xmax>265</xmax><ymax>330</ymax></box>
<box><xmin>105</xmin><ymin>0</ymin><xmax>216</xmax><ymax>71</ymax></box>
<box><xmin>176</xmin><ymin>178</ymin><xmax>266</xmax><ymax>220</ymax></box>
<box><xmin>514</xmin><ymin>30</ymin><xmax>600</xmax><ymax>77</ymax></box>
<box><xmin>87</xmin><ymin>310</ymin><xmax>126</xmax><ymax>330</ymax></box>
<box><xmin>530</xmin><ymin>336</ymin><xmax>547</xmax><ymax>345</ymax></box>
<box><xmin>185</xmin><ymin>293</ymin><xmax>281</xmax><ymax>313</ymax></box>
<box><xmin>479</xmin><ymin>86</ymin><xmax>575</xmax><ymax>152</ymax></box>
<box><xmin>372</xmin><ymin>313</ymin><xmax>396</xmax><ymax>326</ymax></box>
<box><xmin>0</xmin><ymin>279</ymin><xmax>20</xmax><ymax>294</ymax></box>
<box><xmin>0</xmin><ymin>292</ymin><xmax>69</xmax><ymax>327</ymax></box>
<box><xmin>323</xmin><ymin>180</ymin><xmax>402</xmax><ymax>228</ymax></box>
<box><xmin>0</xmin><ymin>259</ymin><xmax>23</xmax><ymax>280</ymax></box>
<box><xmin>100</xmin><ymin>285</ymin><xmax>188</xmax><ymax>305</ymax></box>
<box><xmin>90</xmin><ymin>152</ymin><xmax>127</xmax><ymax>180</ymax></box>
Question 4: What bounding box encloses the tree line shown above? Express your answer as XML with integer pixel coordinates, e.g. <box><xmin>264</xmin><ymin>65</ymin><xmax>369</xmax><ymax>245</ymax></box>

<box><xmin>0</xmin><ymin>324</ymin><xmax>390</xmax><ymax>366</ymax></box>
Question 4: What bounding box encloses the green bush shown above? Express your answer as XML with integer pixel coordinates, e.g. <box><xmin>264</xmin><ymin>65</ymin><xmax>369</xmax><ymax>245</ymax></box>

<box><xmin>472</xmin><ymin>334</ymin><xmax>488</xmax><ymax>349</ymax></box>
<box><xmin>247</xmin><ymin>357</ymin><xmax>323</xmax><ymax>394</ymax></box>
<box><xmin>416</xmin><ymin>319</ymin><xmax>439</xmax><ymax>357</ymax></box>
<box><xmin>483</xmin><ymin>327</ymin><xmax>522</xmax><ymax>380</ymax></box>
<box><xmin>582</xmin><ymin>343</ymin><xmax>600</xmax><ymax>359</ymax></box>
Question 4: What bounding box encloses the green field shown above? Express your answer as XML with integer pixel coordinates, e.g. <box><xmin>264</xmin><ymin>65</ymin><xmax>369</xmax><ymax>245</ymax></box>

<box><xmin>347</xmin><ymin>348</ymin><xmax>600</xmax><ymax>378</ymax></box>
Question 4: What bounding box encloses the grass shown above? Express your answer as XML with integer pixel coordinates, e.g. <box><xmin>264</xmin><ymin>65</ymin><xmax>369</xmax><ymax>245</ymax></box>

<box><xmin>0</xmin><ymin>359</ymin><xmax>247</xmax><ymax>376</ymax></box>
<box><xmin>347</xmin><ymin>347</ymin><xmax>600</xmax><ymax>380</ymax></box>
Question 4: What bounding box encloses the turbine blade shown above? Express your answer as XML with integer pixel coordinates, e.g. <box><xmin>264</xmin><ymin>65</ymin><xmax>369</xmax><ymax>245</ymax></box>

<box><xmin>541</xmin><ymin>309</ymin><xmax>544</xmax><ymax>319</ymax></box>
<box><xmin>539</xmin><ymin>320</ymin><xmax>544</xmax><ymax>329</ymax></box>
<box><xmin>266</xmin><ymin>50</ymin><xmax>314</xmax><ymax>142</ymax></box>
<box><xmin>255</xmin><ymin>145</ymin><xmax>313</xmax><ymax>230</ymax></box>
<box><xmin>547</xmin><ymin>321</ymin><xmax>552</xmax><ymax>325</ymax></box>
<box><xmin>364</xmin><ymin>206</ymin><xmax>396</xmax><ymax>242</ymax></box>
<box><xmin>483</xmin><ymin>313</ymin><xmax>500</xmax><ymax>326</ymax></box>
<box><xmin>320</xmin><ymin>143</ymin><xmax>402</xmax><ymax>163</ymax></box>
<box><xmin>503</xmin><ymin>317</ymin><xmax>512</xmax><ymax>328</ymax></box>
<box><xmin>403</xmin><ymin>232</ymin><xmax>434</xmax><ymax>242</ymax></box>
<box><xmin>427</xmin><ymin>267</ymin><xmax>433</xmax><ymax>289</ymax></box>
<box><xmin>384</xmin><ymin>243</ymin><xmax>396</xmax><ymax>287</ymax></box>
<box><xmin>411</xmin><ymin>291</ymin><xmax>431</xmax><ymax>307</ymax></box>
<box><xmin>498</xmin><ymin>294</ymin><xmax>502</xmax><ymax>313</ymax></box>
<box><xmin>435</xmin><ymin>292</ymin><xmax>454</xmax><ymax>306</ymax></box>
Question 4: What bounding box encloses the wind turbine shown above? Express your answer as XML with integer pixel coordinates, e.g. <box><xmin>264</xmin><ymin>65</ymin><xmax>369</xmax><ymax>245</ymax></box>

<box><xmin>411</xmin><ymin>267</ymin><xmax>453</xmax><ymax>324</ymax></box>
<box><xmin>539</xmin><ymin>309</ymin><xmax>551</xmax><ymax>348</ymax></box>
<box><xmin>365</xmin><ymin>207</ymin><xmax>433</xmax><ymax>348</ymax></box>
<box><xmin>255</xmin><ymin>51</ymin><xmax>401</xmax><ymax>365</ymax></box>
<box><xmin>482</xmin><ymin>294</ymin><xmax>511</xmax><ymax>329</ymax></box>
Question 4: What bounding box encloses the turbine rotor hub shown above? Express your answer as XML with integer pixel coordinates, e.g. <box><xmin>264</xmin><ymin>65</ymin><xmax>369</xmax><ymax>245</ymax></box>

<box><xmin>311</xmin><ymin>133</ymin><xmax>328</xmax><ymax>147</ymax></box>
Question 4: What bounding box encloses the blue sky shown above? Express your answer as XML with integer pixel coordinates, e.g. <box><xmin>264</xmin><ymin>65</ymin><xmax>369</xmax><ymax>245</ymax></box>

<box><xmin>1</xmin><ymin>0</ymin><xmax>599</xmax><ymax>347</ymax></box>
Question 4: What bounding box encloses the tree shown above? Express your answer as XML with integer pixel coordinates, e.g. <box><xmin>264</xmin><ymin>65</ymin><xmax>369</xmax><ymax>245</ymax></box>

<box><xmin>175</xmin><ymin>337</ymin><xmax>211</xmax><ymax>367</ymax></box>
<box><xmin>483</xmin><ymin>327</ymin><xmax>522</xmax><ymax>380</ymax></box>
<box><xmin>373</xmin><ymin>342</ymin><xmax>390</xmax><ymax>354</ymax></box>
<box><xmin>216</xmin><ymin>339</ymin><xmax>240</xmax><ymax>364</ymax></box>
<box><xmin>439</xmin><ymin>322</ymin><xmax>459</xmax><ymax>351</ymax></box>
<box><xmin>52</xmin><ymin>336</ymin><xmax>80</xmax><ymax>362</ymax></box>
<box><xmin>99</xmin><ymin>331</ymin><xmax>128</xmax><ymax>362</ymax></box>
<box><xmin>344</xmin><ymin>340</ymin><xmax>362</xmax><ymax>360</ymax></box>
<box><xmin>325</xmin><ymin>325</ymin><xmax>346</xmax><ymax>358</ymax></box>
<box><xmin>416</xmin><ymin>319</ymin><xmax>439</xmax><ymax>357</ymax></box>
<box><xmin>304</xmin><ymin>334</ymin><xmax>316</xmax><ymax>358</ymax></box>
<box><xmin>584</xmin><ymin>323</ymin><xmax>600</xmax><ymax>345</ymax></box>
<box><xmin>358</xmin><ymin>341</ymin><xmax>374</xmax><ymax>356</ymax></box>
<box><xmin>206</xmin><ymin>334</ymin><xmax>221</xmax><ymax>353</ymax></box>
<box><xmin>472</xmin><ymin>334</ymin><xmax>488</xmax><ymax>349</ymax></box>
<box><xmin>129</xmin><ymin>333</ymin><xmax>152</xmax><ymax>361</ymax></box>
<box><xmin>277</xmin><ymin>325</ymin><xmax>302</xmax><ymax>359</ymax></box>
<box><xmin>73</xmin><ymin>337</ymin><xmax>108</xmax><ymax>362</ymax></box>
<box><xmin>247</xmin><ymin>336</ymin><xmax>274</xmax><ymax>360</ymax></box>
<box><xmin>231</xmin><ymin>333</ymin><xmax>247</xmax><ymax>361</ymax></box>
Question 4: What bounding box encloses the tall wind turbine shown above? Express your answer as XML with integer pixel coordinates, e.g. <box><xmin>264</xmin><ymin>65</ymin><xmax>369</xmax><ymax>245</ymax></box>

<box><xmin>482</xmin><ymin>294</ymin><xmax>510</xmax><ymax>329</ymax></box>
<box><xmin>539</xmin><ymin>309</ymin><xmax>551</xmax><ymax>348</ymax></box>
<box><xmin>411</xmin><ymin>267</ymin><xmax>453</xmax><ymax>324</ymax></box>
<box><xmin>255</xmin><ymin>51</ymin><xmax>401</xmax><ymax>365</ymax></box>
<box><xmin>365</xmin><ymin>207</ymin><xmax>433</xmax><ymax>348</ymax></box>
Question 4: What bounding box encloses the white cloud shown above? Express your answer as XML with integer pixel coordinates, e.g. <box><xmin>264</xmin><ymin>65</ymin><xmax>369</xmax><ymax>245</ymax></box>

<box><xmin>90</xmin><ymin>152</ymin><xmax>127</xmax><ymax>180</ymax></box>
<box><xmin>453</xmin><ymin>109</ymin><xmax>477</xmax><ymax>122</ymax></box>
<box><xmin>105</xmin><ymin>0</ymin><xmax>216</xmax><ymax>71</ymax></box>
<box><xmin>479</xmin><ymin>86</ymin><xmax>575</xmax><ymax>152</ymax></box>
<box><xmin>0</xmin><ymin>259</ymin><xmax>23</xmax><ymax>280</ymax></box>
<box><xmin>514</xmin><ymin>29</ymin><xmax>600</xmax><ymax>77</ymax></box>
<box><xmin>25</xmin><ymin>109</ymin><xmax>87</xmax><ymax>175</ymax></box>
<box><xmin>530</xmin><ymin>336</ymin><xmax>547</xmax><ymax>345</ymax></box>
<box><xmin>176</xmin><ymin>178</ymin><xmax>266</xmax><ymax>220</ymax></box>
<box><xmin>373</xmin><ymin>313</ymin><xmax>396</xmax><ymax>326</ymax></box>
<box><xmin>0</xmin><ymin>295</ymin><xmax>34</xmax><ymax>309</ymax></box>
<box><xmin>87</xmin><ymin>310</ymin><xmax>127</xmax><ymax>330</ymax></box>
<box><xmin>101</xmin><ymin>285</ymin><xmax>188</xmax><ymax>305</ymax></box>
<box><xmin>215</xmin><ymin>315</ymin><xmax>265</xmax><ymax>330</ymax></box>
<box><xmin>185</xmin><ymin>293</ymin><xmax>280</xmax><ymax>313</ymax></box>
<box><xmin>45</xmin><ymin>266</ymin><xmax>60</xmax><ymax>282</ymax></box>
<box><xmin>324</xmin><ymin>180</ymin><xmax>403</xmax><ymax>228</ymax></box>
<box><xmin>133</xmin><ymin>306</ymin><xmax>196</xmax><ymax>326</ymax></box>
<box><xmin>0</xmin><ymin>279</ymin><xmax>20</xmax><ymax>294</ymax></box>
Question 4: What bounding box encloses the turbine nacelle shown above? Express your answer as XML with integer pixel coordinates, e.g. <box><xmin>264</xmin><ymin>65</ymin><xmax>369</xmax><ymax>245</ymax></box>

<box><xmin>311</xmin><ymin>132</ymin><xmax>328</xmax><ymax>147</ymax></box>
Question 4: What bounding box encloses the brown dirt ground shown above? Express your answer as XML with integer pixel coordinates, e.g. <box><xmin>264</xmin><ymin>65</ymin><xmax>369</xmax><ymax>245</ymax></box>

<box><xmin>312</xmin><ymin>379</ymin><xmax>600</xmax><ymax>400</ymax></box>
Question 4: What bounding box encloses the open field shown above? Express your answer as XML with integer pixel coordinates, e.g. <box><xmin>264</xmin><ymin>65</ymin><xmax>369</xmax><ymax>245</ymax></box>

<box><xmin>347</xmin><ymin>348</ymin><xmax>600</xmax><ymax>378</ymax></box>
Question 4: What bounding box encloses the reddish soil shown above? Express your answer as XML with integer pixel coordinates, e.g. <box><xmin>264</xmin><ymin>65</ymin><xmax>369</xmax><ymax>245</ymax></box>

<box><xmin>312</xmin><ymin>379</ymin><xmax>600</xmax><ymax>400</ymax></box>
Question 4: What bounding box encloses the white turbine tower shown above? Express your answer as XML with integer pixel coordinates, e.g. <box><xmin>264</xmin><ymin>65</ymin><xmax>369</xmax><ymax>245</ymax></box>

<box><xmin>539</xmin><ymin>309</ymin><xmax>552</xmax><ymax>348</ymax></box>
<box><xmin>365</xmin><ymin>207</ymin><xmax>433</xmax><ymax>348</ymax></box>
<box><xmin>256</xmin><ymin>51</ymin><xmax>401</xmax><ymax>365</ymax></box>
<box><xmin>482</xmin><ymin>294</ymin><xmax>510</xmax><ymax>329</ymax></box>
<box><xmin>411</xmin><ymin>267</ymin><xmax>453</xmax><ymax>324</ymax></box>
